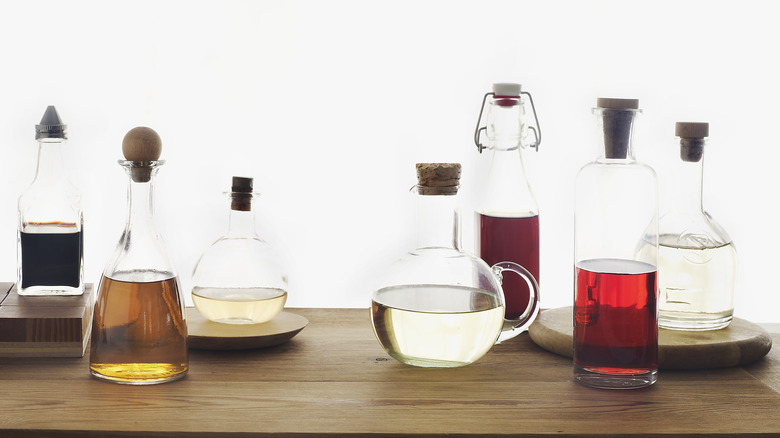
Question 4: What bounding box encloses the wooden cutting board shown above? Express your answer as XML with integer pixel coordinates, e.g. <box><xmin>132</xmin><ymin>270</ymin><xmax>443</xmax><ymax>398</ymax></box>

<box><xmin>0</xmin><ymin>283</ymin><xmax>93</xmax><ymax>357</ymax></box>
<box><xmin>528</xmin><ymin>306</ymin><xmax>773</xmax><ymax>370</ymax></box>
<box><xmin>187</xmin><ymin>307</ymin><xmax>308</xmax><ymax>350</ymax></box>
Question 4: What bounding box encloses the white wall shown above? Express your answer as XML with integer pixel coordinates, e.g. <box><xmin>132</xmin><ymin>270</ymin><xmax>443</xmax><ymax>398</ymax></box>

<box><xmin>1</xmin><ymin>0</ymin><xmax>776</xmax><ymax>322</ymax></box>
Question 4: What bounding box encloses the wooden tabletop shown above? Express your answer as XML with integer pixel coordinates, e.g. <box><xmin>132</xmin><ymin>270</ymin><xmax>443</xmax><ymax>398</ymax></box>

<box><xmin>0</xmin><ymin>308</ymin><xmax>779</xmax><ymax>437</ymax></box>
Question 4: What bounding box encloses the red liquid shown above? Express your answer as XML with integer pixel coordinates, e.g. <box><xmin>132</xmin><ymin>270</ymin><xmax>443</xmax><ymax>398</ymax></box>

<box><xmin>477</xmin><ymin>213</ymin><xmax>539</xmax><ymax>319</ymax></box>
<box><xmin>574</xmin><ymin>259</ymin><xmax>657</xmax><ymax>374</ymax></box>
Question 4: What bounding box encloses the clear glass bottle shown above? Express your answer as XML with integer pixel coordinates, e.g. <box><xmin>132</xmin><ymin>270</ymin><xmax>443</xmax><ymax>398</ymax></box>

<box><xmin>573</xmin><ymin>98</ymin><xmax>658</xmax><ymax>389</ymax></box>
<box><xmin>473</xmin><ymin>83</ymin><xmax>542</xmax><ymax>342</ymax></box>
<box><xmin>657</xmin><ymin>122</ymin><xmax>736</xmax><ymax>331</ymax></box>
<box><xmin>17</xmin><ymin>106</ymin><xmax>84</xmax><ymax>296</ymax></box>
<box><xmin>191</xmin><ymin>176</ymin><xmax>288</xmax><ymax>324</ymax></box>
<box><xmin>371</xmin><ymin>163</ymin><xmax>539</xmax><ymax>368</ymax></box>
<box><xmin>90</xmin><ymin>127</ymin><xmax>188</xmax><ymax>385</ymax></box>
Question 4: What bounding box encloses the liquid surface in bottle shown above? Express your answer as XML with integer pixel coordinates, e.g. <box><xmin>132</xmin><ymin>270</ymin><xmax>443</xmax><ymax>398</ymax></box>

<box><xmin>574</xmin><ymin>258</ymin><xmax>657</xmax><ymax>377</ymax></box>
<box><xmin>477</xmin><ymin>213</ymin><xmax>539</xmax><ymax>320</ymax></box>
<box><xmin>657</xmin><ymin>236</ymin><xmax>736</xmax><ymax>330</ymax></box>
<box><xmin>90</xmin><ymin>275</ymin><xmax>188</xmax><ymax>384</ymax></box>
<box><xmin>371</xmin><ymin>284</ymin><xmax>504</xmax><ymax>368</ymax></box>
<box><xmin>192</xmin><ymin>287</ymin><xmax>287</xmax><ymax>324</ymax></box>
<box><xmin>20</xmin><ymin>223</ymin><xmax>82</xmax><ymax>291</ymax></box>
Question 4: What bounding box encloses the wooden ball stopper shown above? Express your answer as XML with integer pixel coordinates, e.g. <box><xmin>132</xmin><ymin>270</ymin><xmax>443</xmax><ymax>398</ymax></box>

<box><xmin>122</xmin><ymin>127</ymin><xmax>162</xmax><ymax>182</ymax></box>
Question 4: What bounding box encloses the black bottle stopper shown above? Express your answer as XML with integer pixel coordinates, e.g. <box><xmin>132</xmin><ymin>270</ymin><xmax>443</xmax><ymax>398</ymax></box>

<box><xmin>597</xmin><ymin>98</ymin><xmax>640</xmax><ymax>159</ymax></box>
<box><xmin>675</xmin><ymin>122</ymin><xmax>708</xmax><ymax>163</ymax></box>
<box><xmin>231</xmin><ymin>176</ymin><xmax>254</xmax><ymax>212</ymax></box>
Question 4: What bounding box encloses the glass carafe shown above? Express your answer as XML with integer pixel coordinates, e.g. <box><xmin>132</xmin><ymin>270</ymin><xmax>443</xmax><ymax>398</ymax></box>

<box><xmin>90</xmin><ymin>127</ymin><xmax>188</xmax><ymax>385</ymax></box>
<box><xmin>473</xmin><ymin>83</ymin><xmax>542</xmax><ymax>342</ymax></box>
<box><xmin>574</xmin><ymin>98</ymin><xmax>658</xmax><ymax>389</ymax></box>
<box><xmin>370</xmin><ymin>163</ymin><xmax>539</xmax><ymax>368</ymax></box>
<box><xmin>657</xmin><ymin>122</ymin><xmax>736</xmax><ymax>330</ymax></box>
<box><xmin>191</xmin><ymin>176</ymin><xmax>288</xmax><ymax>324</ymax></box>
<box><xmin>18</xmin><ymin>106</ymin><xmax>84</xmax><ymax>296</ymax></box>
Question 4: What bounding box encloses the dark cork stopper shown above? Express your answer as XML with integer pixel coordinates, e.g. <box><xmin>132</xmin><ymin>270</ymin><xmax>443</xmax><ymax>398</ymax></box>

<box><xmin>415</xmin><ymin>163</ymin><xmax>461</xmax><ymax>195</ymax></box>
<box><xmin>597</xmin><ymin>98</ymin><xmax>639</xmax><ymax>160</ymax></box>
<box><xmin>231</xmin><ymin>176</ymin><xmax>254</xmax><ymax>211</ymax></box>
<box><xmin>676</xmin><ymin>122</ymin><xmax>708</xmax><ymax>163</ymax></box>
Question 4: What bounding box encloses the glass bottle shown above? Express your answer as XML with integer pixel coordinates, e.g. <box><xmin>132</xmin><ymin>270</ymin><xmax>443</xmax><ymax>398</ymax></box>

<box><xmin>191</xmin><ymin>176</ymin><xmax>288</xmax><ymax>324</ymax></box>
<box><xmin>370</xmin><ymin>163</ymin><xmax>539</xmax><ymax>368</ymax></box>
<box><xmin>473</xmin><ymin>83</ymin><xmax>542</xmax><ymax>342</ymax></box>
<box><xmin>657</xmin><ymin>122</ymin><xmax>736</xmax><ymax>330</ymax></box>
<box><xmin>90</xmin><ymin>127</ymin><xmax>188</xmax><ymax>385</ymax></box>
<box><xmin>17</xmin><ymin>106</ymin><xmax>84</xmax><ymax>296</ymax></box>
<box><xmin>573</xmin><ymin>98</ymin><xmax>658</xmax><ymax>389</ymax></box>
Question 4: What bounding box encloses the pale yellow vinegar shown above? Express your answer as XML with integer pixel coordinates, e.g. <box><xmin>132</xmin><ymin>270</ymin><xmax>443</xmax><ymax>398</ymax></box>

<box><xmin>192</xmin><ymin>287</ymin><xmax>287</xmax><ymax>324</ymax></box>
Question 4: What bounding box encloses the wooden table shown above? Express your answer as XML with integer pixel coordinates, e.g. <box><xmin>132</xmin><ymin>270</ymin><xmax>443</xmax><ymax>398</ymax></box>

<box><xmin>0</xmin><ymin>308</ymin><xmax>779</xmax><ymax>437</ymax></box>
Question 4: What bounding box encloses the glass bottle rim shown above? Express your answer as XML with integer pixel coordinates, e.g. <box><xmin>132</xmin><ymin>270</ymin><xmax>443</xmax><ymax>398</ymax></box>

<box><xmin>117</xmin><ymin>159</ymin><xmax>165</xmax><ymax>168</ymax></box>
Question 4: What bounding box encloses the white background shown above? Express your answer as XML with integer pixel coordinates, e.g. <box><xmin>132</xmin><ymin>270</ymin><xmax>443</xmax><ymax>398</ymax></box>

<box><xmin>0</xmin><ymin>0</ymin><xmax>776</xmax><ymax>322</ymax></box>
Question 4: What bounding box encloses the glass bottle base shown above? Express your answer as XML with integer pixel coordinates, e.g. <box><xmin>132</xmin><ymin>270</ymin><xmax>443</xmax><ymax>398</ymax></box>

<box><xmin>90</xmin><ymin>364</ymin><xmax>188</xmax><ymax>385</ymax></box>
<box><xmin>574</xmin><ymin>364</ymin><xmax>657</xmax><ymax>389</ymax></box>
<box><xmin>659</xmin><ymin>310</ymin><xmax>733</xmax><ymax>331</ymax></box>
<box><xmin>17</xmin><ymin>285</ymin><xmax>84</xmax><ymax>296</ymax></box>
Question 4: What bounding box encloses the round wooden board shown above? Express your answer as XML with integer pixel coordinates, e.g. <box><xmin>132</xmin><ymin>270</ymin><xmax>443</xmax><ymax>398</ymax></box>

<box><xmin>528</xmin><ymin>306</ymin><xmax>773</xmax><ymax>370</ymax></box>
<box><xmin>187</xmin><ymin>307</ymin><xmax>308</xmax><ymax>351</ymax></box>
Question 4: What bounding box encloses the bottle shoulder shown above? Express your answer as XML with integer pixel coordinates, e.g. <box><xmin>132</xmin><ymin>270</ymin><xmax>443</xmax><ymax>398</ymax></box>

<box><xmin>658</xmin><ymin>210</ymin><xmax>732</xmax><ymax>247</ymax></box>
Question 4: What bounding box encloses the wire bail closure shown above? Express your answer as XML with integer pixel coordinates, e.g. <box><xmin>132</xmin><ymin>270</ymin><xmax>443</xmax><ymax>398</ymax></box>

<box><xmin>474</xmin><ymin>90</ymin><xmax>542</xmax><ymax>154</ymax></box>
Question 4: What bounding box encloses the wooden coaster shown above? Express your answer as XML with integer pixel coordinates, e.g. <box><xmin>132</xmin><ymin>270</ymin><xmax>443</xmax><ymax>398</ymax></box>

<box><xmin>0</xmin><ymin>283</ymin><xmax>93</xmax><ymax>358</ymax></box>
<box><xmin>528</xmin><ymin>306</ymin><xmax>773</xmax><ymax>370</ymax></box>
<box><xmin>187</xmin><ymin>307</ymin><xmax>307</xmax><ymax>350</ymax></box>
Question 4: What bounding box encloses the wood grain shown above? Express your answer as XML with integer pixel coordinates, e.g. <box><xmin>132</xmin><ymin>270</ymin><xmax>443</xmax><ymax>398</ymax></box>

<box><xmin>0</xmin><ymin>284</ymin><xmax>92</xmax><ymax>357</ymax></box>
<box><xmin>0</xmin><ymin>308</ymin><xmax>777</xmax><ymax>437</ymax></box>
<box><xmin>529</xmin><ymin>306</ymin><xmax>773</xmax><ymax>369</ymax></box>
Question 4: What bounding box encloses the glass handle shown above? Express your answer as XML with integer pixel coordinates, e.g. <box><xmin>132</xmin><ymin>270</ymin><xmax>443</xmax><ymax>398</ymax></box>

<box><xmin>491</xmin><ymin>261</ymin><xmax>539</xmax><ymax>332</ymax></box>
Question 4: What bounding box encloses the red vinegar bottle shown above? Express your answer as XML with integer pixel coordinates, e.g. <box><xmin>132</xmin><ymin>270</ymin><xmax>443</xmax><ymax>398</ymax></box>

<box><xmin>473</xmin><ymin>83</ymin><xmax>542</xmax><ymax>343</ymax></box>
<box><xmin>573</xmin><ymin>98</ymin><xmax>658</xmax><ymax>389</ymax></box>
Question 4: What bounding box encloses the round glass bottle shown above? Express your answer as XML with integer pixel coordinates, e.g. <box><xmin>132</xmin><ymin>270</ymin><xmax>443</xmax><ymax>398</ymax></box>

<box><xmin>370</xmin><ymin>163</ymin><xmax>539</xmax><ymax>368</ymax></box>
<box><xmin>18</xmin><ymin>106</ymin><xmax>84</xmax><ymax>296</ymax></box>
<box><xmin>574</xmin><ymin>98</ymin><xmax>658</xmax><ymax>389</ymax></box>
<box><xmin>191</xmin><ymin>176</ymin><xmax>288</xmax><ymax>324</ymax></box>
<box><xmin>657</xmin><ymin>122</ymin><xmax>736</xmax><ymax>330</ymax></box>
<box><xmin>90</xmin><ymin>127</ymin><xmax>188</xmax><ymax>385</ymax></box>
<box><xmin>473</xmin><ymin>83</ymin><xmax>542</xmax><ymax>343</ymax></box>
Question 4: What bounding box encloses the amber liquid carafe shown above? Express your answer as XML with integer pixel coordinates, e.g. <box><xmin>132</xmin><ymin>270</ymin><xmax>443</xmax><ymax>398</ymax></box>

<box><xmin>89</xmin><ymin>127</ymin><xmax>188</xmax><ymax>384</ymax></box>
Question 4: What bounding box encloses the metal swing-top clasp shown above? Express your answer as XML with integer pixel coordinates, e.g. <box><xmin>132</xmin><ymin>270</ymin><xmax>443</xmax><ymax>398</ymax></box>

<box><xmin>474</xmin><ymin>83</ymin><xmax>542</xmax><ymax>154</ymax></box>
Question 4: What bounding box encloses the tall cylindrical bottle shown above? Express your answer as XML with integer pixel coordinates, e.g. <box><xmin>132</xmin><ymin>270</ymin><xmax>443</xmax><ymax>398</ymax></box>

<box><xmin>573</xmin><ymin>98</ymin><xmax>658</xmax><ymax>389</ymax></box>
<box><xmin>18</xmin><ymin>106</ymin><xmax>84</xmax><ymax>296</ymax></box>
<box><xmin>89</xmin><ymin>127</ymin><xmax>188</xmax><ymax>385</ymax></box>
<box><xmin>473</xmin><ymin>83</ymin><xmax>542</xmax><ymax>342</ymax></box>
<box><xmin>657</xmin><ymin>122</ymin><xmax>736</xmax><ymax>330</ymax></box>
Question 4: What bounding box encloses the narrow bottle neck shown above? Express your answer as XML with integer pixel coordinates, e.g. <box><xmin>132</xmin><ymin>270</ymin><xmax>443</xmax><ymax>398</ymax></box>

<box><xmin>227</xmin><ymin>208</ymin><xmax>257</xmax><ymax>237</ymax></box>
<box><xmin>672</xmin><ymin>144</ymin><xmax>705</xmax><ymax>214</ymax></box>
<box><xmin>34</xmin><ymin>139</ymin><xmax>68</xmax><ymax>183</ymax></box>
<box><xmin>125</xmin><ymin>172</ymin><xmax>158</xmax><ymax>236</ymax></box>
<box><xmin>415</xmin><ymin>193</ymin><xmax>461</xmax><ymax>250</ymax></box>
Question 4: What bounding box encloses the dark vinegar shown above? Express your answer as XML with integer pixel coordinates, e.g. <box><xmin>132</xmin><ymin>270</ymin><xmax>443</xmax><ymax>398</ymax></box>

<box><xmin>477</xmin><ymin>213</ymin><xmax>539</xmax><ymax>319</ymax></box>
<box><xmin>574</xmin><ymin>258</ymin><xmax>657</xmax><ymax>377</ymax></box>
<box><xmin>20</xmin><ymin>229</ymin><xmax>82</xmax><ymax>288</ymax></box>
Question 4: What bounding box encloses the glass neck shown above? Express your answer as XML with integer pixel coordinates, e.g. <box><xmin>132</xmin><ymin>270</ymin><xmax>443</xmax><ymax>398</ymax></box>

<box><xmin>34</xmin><ymin>139</ymin><xmax>68</xmax><ymax>183</ymax></box>
<box><xmin>595</xmin><ymin>109</ymin><xmax>638</xmax><ymax>162</ymax></box>
<box><xmin>672</xmin><ymin>144</ymin><xmax>705</xmax><ymax>214</ymax></box>
<box><xmin>227</xmin><ymin>207</ymin><xmax>257</xmax><ymax>237</ymax></box>
<box><xmin>487</xmin><ymin>98</ymin><xmax>525</xmax><ymax>151</ymax></box>
<box><xmin>125</xmin><ymin>170</ymin><xmax>158</xmax><ymax>236</ymax></box>
<box><xmin>415</xmin><ymin>192</ymin><xmax>461</xmax><ymax>250</ymax></box>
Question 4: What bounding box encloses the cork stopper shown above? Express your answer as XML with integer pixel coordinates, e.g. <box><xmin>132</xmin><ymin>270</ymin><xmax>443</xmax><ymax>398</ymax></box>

<box><xmin>596</xmin><ymin>97</ymin><xmax>640</xmax><ymax>159</ymax></box>
<box><xmin>122</xmin><ymin>127</ymin><xmax>163</xmax><ymax>182</ymax></box>
<box><xmin>231</xmin><ymin>176</ymin><xmax>254</xmax><ymax>211</ymax></box>
<box><xmin>415</xmin><ymin>163</ymin><xmax>461</xmax><ymax>195</ymax></box>
<box><xmin>676</xmin><ymin>122</ymin><xmax>708</xmax><ymax>163</ymax></box>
